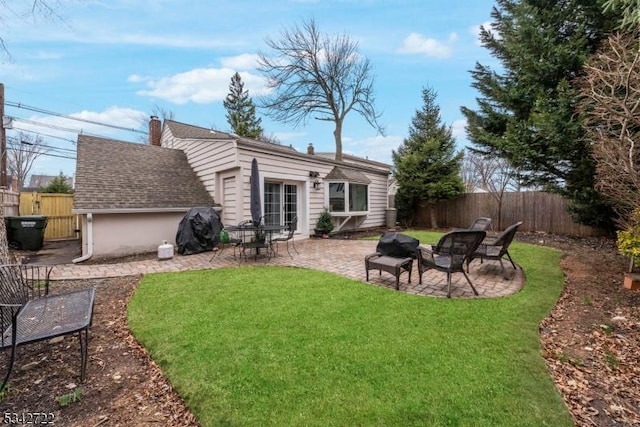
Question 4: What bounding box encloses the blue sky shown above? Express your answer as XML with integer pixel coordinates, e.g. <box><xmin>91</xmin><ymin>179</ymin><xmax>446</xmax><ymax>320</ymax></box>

<box><xmin>2</xmin><ymin>0</ymin><xmax>497</xmax><ymax>181</ymax></box>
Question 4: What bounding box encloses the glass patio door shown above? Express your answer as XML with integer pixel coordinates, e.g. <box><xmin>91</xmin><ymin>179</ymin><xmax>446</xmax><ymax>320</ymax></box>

<box><xmin>264</xmin><ymin>182</ymin><xmax>297</xmax><ymax>229</ymax></box>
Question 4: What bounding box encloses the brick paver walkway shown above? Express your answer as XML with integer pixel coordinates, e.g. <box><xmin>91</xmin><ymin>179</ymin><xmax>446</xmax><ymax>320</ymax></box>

<box><xmin>51</xmin><ymin>239</ymin><xmax>524</xmax><ymax>298</ymax></box>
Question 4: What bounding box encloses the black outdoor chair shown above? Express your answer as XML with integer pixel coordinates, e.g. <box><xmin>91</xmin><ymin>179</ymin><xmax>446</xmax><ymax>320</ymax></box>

<box><xmin>416</xmin><ymin>230</ymin><xmax>486</xmax><ymax>298</ymax></box>
<box><xmin>468</xmin><ymin>217</ymin><xmax>492</xmax><ymax>231</ymax></box>
<box><xmin>467</xmin><ymin>221</ymin><xmax>523</xmax><ymax>279</ymax></box>
<box><xmin>211</xmin><ymin>228</ymin><xmax>243</xmax><ymax>261</ymax></box>
<box><xmin>271</xmin><ymin>216</ymin><xmax>298</xmax><ymax>257</ymax></box>
<box><xmin>0</xmin><ymin>264</ymin><xmax>95</xmax><ymax>390</ymax></box>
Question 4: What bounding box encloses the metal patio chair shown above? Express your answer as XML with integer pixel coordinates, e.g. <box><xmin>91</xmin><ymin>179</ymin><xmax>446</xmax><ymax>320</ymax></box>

<box><xmin>271</xmin><ymin>216</ymin><xmax>299</xmax><ymax>257</ymax></box>
<box><xmin>0</xmin><ymin>264</ymin><xmax>95</xmax><ymax>390</ymax></box>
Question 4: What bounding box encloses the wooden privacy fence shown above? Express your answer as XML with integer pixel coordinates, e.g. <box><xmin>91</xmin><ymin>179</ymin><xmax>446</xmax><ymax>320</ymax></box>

<box><xmin>414</xmin><ymin>191</ymin><xmax>604</xmax><ymax>237</ymax></box>
<box><xmin>19</xmin><ymin>193</ymin><xmax>79</xmax><ymax>240</ymax></box>
<box><xmin>0</xmin><ymin>190</ymin><xmax>20</xmax><ymax>217</ymax></box>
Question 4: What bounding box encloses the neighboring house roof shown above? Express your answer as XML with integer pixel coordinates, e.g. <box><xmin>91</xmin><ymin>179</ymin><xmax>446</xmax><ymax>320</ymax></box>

<box><xmin>23</xmin><ymin>174</ymin><xmax>74</xmax><ymax>192</ymax></box>
<box><xmin>324</xmin><ymin>166</ymin><xmax>371</xmax><ymax>184</ymax></box>
<box><xmin>73</xmin><ymin>135</ymin><xmax>215</xmax><ymax>211</ymax></box>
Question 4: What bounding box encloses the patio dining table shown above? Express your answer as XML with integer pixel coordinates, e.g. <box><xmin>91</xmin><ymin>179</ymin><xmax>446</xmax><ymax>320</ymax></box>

<box><xmin>225</xmin><ymin>223</ymin><xmax>289</xmax><ymax>261</ymax></box>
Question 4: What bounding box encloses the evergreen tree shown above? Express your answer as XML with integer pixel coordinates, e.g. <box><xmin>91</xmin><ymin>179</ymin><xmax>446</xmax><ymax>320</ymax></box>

<box><xmin>461</xmin><ymin>0</ymin><xmax>619</xmax><ymax>229</ymax></box>
<box><xmin>393</xmin><ymin>87</ymin><xmax>464</xmax><ymax>227</ymax></box>
<box><xmin>223</xmin><ymin>72</ymin><xmax>264</xmax><ymax>140</ymax></box>
<box><xmin>40</xmin><ymin>172</ymin><xmax>73</xmax><ymax>194</ymax></box>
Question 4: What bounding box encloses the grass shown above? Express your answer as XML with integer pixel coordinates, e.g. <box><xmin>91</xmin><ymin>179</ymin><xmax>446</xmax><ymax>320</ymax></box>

<box><xmin>128</xmin><ymin>236</ymin><xmax>573</xmax><ymax>427</ymax></box>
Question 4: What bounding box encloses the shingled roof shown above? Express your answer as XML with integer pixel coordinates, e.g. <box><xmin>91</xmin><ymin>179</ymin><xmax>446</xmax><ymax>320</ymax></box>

<box><xmin>324</xmin><ymin>166</ymin><xmax>371</xmax><ymax>184</ymax></box>
<box><xmin>74</xmin><ymin>135</ymin><xmax>214</xmax><ymax>211</ymax></box>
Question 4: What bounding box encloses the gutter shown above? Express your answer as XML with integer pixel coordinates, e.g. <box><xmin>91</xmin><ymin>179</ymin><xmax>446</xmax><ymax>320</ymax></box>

<box><xmin>72</xmin><ymin>213</ymin><xmax>93</xmax><ymax>263</ymax></box>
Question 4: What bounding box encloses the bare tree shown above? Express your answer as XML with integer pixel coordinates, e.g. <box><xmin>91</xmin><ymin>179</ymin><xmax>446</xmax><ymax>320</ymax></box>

<box><xmin>8</xmin><ymin>132</ymin><xmax>48</xmax><ymax>190</ymax></box>
<box><xmin>0</xmin><ymin>0</ymin><xmax>65</xmax><ymax>60</ymax></box>
<box><xmin>151</xmin><ymin>104</ymin><xmax>175</xmax><ymax>122</ymax></box>
<box><xmin>463</xmin><ymin>150</ymin><xmax>520</xmax><ymax>229</ymax></box>
<box><xmin>577</xmin><ymin>32</ymin><xmax>640</xmax><ymax>229</ymax></box>
<box><xmin>460</xmin><ymin>150</ymin><xmax>482</xmax><ymax>193</ymax></box>
<box><xmin>257</xmin><ymin>18</ymin><xmax>384</xmax><ymax>162</ymax></box>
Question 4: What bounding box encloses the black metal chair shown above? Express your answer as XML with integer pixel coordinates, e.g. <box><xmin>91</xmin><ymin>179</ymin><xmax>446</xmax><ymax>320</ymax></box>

<box><xmin>468</xmin><ymin>221</ymin><xmax>523</xmax><ymax>279</ymax></box>
<box><xmin>0</xmin><ymin>264</ymin><xmax>95</xmax><ymax>390</ymax></box>
<box><xmin>271</xmin><ymin>216</ymin><xmax>298</xmax><ymax>257</ymax></box>
<box><xmin>416</xmin><ymin>230</ymin><xmax>486</xmax><ymax>298</ymax></box>
<box><xmin>211</xmin><ymin>227</ymin><xmax>243</xmax><ymax>260</ymax></box>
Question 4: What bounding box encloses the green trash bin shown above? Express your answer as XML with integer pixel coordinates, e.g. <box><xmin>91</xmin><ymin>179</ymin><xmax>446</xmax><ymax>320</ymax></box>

<box><xmin>5</xmin><ymin>215</ymin><xmax>48</xmax><ymax>251</ymax></box>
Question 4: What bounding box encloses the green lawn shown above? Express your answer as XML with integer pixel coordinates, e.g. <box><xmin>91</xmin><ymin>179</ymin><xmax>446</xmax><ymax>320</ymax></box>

<box><xmin>127</xmin><ymin>238</ymin><xmax>572</xmax><ymax>426</ymax></box>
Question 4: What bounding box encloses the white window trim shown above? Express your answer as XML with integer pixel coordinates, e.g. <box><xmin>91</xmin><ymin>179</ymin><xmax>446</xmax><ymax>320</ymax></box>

<box><xmin>325</xmin><ymin>181</ymin><xmax>370</xmax><ymax>215</ymax></box>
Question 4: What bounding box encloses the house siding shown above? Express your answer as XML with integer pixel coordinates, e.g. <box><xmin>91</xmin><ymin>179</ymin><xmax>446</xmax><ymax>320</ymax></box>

<box><xmin>163</xmin><ymin>122</ymin><xmax>391</xmax><ymax>238</ymax></box>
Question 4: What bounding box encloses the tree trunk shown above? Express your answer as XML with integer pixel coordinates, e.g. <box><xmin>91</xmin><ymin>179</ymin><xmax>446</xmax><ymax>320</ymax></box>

<box><xmin>429</xmin><ymin>205</ymin><xmax>438</xmax><ymax>229</ymax></box>
<box><xmin>334</xmin><ymin>120</ymin><xmax>343</xmax><ymax>162</ymax></box>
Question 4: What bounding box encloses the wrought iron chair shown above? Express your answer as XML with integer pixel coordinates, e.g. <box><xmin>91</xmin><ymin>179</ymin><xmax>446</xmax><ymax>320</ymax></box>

<box><xmin>416</xmin><ymin>230</ymin><xmax>486</xmax><ymax>298</ymax></box>
<box><xmin>468</xmin><ymin>221</ymin><xmax>523</xmax><ymax>279</ymax></box>
<box><xmin>238</xmin><ymin>220</ymin><xmax>271</xmax><ymax>262</ymax></box>
<box><xmin>0</xmin><ymin>264</ymin><xmax>95</xmax><ymax>390</ymax></box>
<box><xmin>271</xmin><ymin>216</ymin><xmax>298</xmax><ymax>257</ymax></box>
<box><xmin>211</xmin><ymin>225</ymin><xmax>243</xmax><ymax>261</ymax></box>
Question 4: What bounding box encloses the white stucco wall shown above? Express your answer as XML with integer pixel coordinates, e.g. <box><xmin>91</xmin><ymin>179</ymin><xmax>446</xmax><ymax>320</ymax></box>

<box><xmin>80</xmin><ymin>211</ymin><xmax>186</xmax><ymax>258</ymax></box>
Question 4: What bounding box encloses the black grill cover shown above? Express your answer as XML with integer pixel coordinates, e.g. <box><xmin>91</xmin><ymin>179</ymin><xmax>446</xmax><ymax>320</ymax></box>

<box><xmin>376</xmin><ymin>232</ymin><xmax>419</xmax><ymax>258</ymax></box>
<box><xmin>176</xmin><ymin>207</ymin><xmax>223</xmax><ymax>255</ymax></box>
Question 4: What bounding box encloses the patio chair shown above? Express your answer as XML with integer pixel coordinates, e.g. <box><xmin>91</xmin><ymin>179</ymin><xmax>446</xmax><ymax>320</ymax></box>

<box><xmin>416</xmin><ymin>230</ymin><xmax>486</xmax><ymax>298</ymax></box>
<box><xmin>211</xmin><ymin>227</ymin><xmax>243</xmax><ymax>261</ymax></box>
<box><xmin>271</xmin><ymin>216</ymin><xmax>298</xmax><ymax>257</ymax></box>
<box><xmin>0</xmin><ymin>264</ymin><xmax>95</xmax><ymax>390</ymax></box>
<box><xmin>468</xmin><ymin>221</ymin><xmax>523</xmax><ymax>279</ymax></box>
<box><xmin>468</xmin><ymin>217</ymin><xmax>492</xmax><ymax>231</ymax></box>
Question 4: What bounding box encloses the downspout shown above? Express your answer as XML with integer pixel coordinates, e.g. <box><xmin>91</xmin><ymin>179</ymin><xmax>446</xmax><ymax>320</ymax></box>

<box><xmin>72</xmin><ymin>213</ymin><xmax>93</xmax><ymax>263</ymax></box>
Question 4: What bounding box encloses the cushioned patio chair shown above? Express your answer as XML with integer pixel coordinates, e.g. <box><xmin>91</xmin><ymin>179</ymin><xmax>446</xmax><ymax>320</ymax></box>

<box><xmin>416</xmin><ymin>230</ymin><xmax>486</xmax><ymax>298</ymax></box>
<box><xmin>271</xmin><ymin>216</ymin><xmax>298</xmax><ymax>257</ymax></box>
<box><xmin>468</xmin><ymin>221</ymin><xmax>523</xmax><ymax>279</ymax></box>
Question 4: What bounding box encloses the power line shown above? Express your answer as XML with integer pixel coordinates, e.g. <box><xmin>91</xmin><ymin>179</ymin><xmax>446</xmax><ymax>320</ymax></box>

<box><xmin>12</xmin><ymin>126</ymin><xmax>77</xmax><ymax>144</ymax></box>
<box><xmin>6</xmin><ymin>100</ymin><xmax>149</xmax><ymax>134</ymax></box>
<box><xmin>6</xmin><ymin>136</ymin><xmax>76</xmax><ymax>155</ymax></box>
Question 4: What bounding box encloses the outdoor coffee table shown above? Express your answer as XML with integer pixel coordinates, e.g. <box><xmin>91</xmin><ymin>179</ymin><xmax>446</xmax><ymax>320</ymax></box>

<box><xmin>365</xmin><ymin>254</ymin><xmax>413</xmax><ymax>290</ymax></box>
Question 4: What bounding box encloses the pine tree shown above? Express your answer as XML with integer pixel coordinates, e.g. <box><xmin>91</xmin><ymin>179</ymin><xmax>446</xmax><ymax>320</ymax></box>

<box><xmin>393</xmin><ymin>87</ymin><xmax>464</xmax><ymax>227</ymax></box>
<box><xmin>40</xmin><ymin>172</ymin><xmax>73</xmax><ymax>194</ymax></box>
<box><xmin>223</xmin><ymin>72</ymin><xmax>264</xmax><ymax>140</ymax></box>
<box><xmin>461</xmin><ymin>0</ymin><xmax>619</xmax><ymax>229</ymax></box>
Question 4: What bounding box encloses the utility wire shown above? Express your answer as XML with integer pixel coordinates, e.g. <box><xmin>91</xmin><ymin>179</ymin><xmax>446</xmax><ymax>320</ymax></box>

<box><xmin>6</xmin><ymin>100</ymin><xmax>149</xmax><ymax>134</ymax></box>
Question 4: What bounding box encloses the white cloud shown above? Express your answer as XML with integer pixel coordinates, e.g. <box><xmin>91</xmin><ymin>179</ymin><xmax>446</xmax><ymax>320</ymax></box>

<box><xmin>397</xmin><ymin>32</ymin><xmax>458</xmax><ymax>59</ymax></box>
<box><xmin>344</xmin><ymin>134</ymin><xmax>404</xmax><ymax>165</ymax></box>
<box><xmin>10</xmin><ymin>107</ymin><xmax>147</xmax><ymax>142</ymax></box>
<box><xmin>470</xmin><ymin>21</ymin><xmax>500</xmax><ymax>46</ymax></box>
<box><xmin>221</xmin><ymin>54</ymin><xmax>260</xmax><ymax>70</ymax></box>
<box><xmin>451</xmin><ymin>118</ymin><xmax>467</xmax><ymax>140</ymax></box>
<box><xmin>132</xmin><ymin>67</ymin><xmax>268</xmax><ymax>104</ymax></box>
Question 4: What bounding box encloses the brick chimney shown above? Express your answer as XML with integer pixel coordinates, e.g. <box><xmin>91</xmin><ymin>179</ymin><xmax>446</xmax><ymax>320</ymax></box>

<box><xmin>149</xmin><ymin>116</ymin><xmax>162</xmax><ymax>146</ymax></box>
<box><xmin>307</xmin><ymin>143</ymin><xmax>314</xmax><ymax>155</ymax></box>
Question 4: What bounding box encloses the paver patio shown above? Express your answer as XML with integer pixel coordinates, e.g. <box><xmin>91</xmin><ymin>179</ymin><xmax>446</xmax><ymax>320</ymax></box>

<box><xmin>50</xmin><ymin>239</ymin><xmax>524</xmax><ymax>298</ymax></box>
